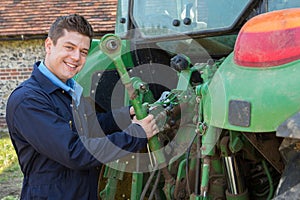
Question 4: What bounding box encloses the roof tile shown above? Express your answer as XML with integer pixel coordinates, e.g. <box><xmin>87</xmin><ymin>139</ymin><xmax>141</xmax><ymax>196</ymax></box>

<box><xmin>0</xmin><ymin>0</ymin><xmax>118</xmax><ymax>37</ymax></box>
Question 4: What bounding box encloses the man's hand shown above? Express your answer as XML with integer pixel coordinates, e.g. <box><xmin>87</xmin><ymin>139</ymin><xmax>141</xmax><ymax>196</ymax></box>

<box><xmin>132</xmin><ymin>114</ymin><xmax>159</xmax><ymax>139</ymax></box>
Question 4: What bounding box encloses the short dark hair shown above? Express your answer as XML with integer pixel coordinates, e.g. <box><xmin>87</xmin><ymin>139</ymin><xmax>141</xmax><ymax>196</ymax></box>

<box><xmin>48</xmin><ymin>14</ymin><xmax>94</xmax><ymax>45</ymax></box>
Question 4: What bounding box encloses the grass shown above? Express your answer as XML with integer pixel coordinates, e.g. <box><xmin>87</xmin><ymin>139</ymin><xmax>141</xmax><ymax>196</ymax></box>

<box><xmin>0</xmin><ymin>134</ymin><xmax>18</xmax><ymax>174</ymax></box>
<box><xmin>0</xmin><ymin>132</ymin><xmax>22</xmax><ymax>200</ymax></box>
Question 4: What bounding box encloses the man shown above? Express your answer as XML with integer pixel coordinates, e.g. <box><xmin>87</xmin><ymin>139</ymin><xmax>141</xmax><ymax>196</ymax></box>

<box><xmin>6</xmin><ymin>14</ymin><xmax>158</xmax><ymax>199</ymax></box>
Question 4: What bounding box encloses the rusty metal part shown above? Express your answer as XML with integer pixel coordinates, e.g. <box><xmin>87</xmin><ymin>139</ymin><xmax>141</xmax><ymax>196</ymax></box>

<box><xmin>174</xmin><ymin>177</ymin><xmax>188</xmax><ymax>200</ymax></box>
<box><xmin>243</xmin><ymin>132</ymin><xmax>284</xmax><ymax>173</ymax></box>
<box><xmin>200</xmin><ymin>156</ymin><xmax>211</xmax><ymax>197</ymax></box>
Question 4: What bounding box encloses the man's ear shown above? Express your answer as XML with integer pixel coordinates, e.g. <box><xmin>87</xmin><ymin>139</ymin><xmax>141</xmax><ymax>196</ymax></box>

<box><xmin>45</xmin><ymin>37</ymin><xmax>53</xmax><ymax>53</ymax></box>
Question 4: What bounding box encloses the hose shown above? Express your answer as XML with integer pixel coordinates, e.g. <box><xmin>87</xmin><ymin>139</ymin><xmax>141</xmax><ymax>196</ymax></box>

<box><xmin>262</xmin><ymin>160</ymin><xmax>274</xmax><ymax>200</ymax></box>
<box><xmin>149</xmin><ymin>170</ymin><xmax>161</xmax><ymax>200</ymax></box>
<box><xmin>140</xmin><ymin>168</ymin><xmax>157</xmax><ymax>200</ymax></box>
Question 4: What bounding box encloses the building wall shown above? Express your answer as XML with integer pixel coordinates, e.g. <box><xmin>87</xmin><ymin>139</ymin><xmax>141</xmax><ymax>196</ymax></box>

<box><xmin>0</xmin><ymin>39</ymin><xmax>45</xmax><ymax>132</ymax></box>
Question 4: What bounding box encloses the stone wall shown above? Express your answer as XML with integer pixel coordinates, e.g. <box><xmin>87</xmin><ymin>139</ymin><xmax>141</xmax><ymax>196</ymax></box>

<box><xmin>0</xmin><ymin>39</ymin><xmax>45</xmax><ymax>132</ymax></box>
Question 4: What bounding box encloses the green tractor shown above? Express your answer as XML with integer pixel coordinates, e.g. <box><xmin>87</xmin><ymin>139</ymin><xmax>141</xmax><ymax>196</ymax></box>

<box><xmin>76</xmin><ymin>0</ymin><xmax>300</xmax><ymax>199</ymax></box>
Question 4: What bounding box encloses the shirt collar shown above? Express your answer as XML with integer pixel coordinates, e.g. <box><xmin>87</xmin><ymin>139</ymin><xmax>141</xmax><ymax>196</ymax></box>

<box><xmin>38</xmin><ymin>62</ymin><xmax>73</xmax><ymax>92</ymax></box>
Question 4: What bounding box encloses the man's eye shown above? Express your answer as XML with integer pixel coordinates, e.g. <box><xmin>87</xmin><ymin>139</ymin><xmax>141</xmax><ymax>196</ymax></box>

<box><xmin>81</xmin><ymin>51</ymin><xmax>88</xmax><ymax>57</ymax></box>
<box><xmin>65</xmin><ymin>46</ymin><xmax>73</xmax><ymax>50</ymax></box>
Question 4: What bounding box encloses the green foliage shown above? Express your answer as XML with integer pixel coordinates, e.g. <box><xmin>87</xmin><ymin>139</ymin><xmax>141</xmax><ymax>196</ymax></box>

<box><xmin>0</xmin><ymin>134</ymin><xmax>18</xmax><ymax>174</ymax></box>
<box><xmin>0</xmin><ymin>132</ymin><xmax>22</xmax><ymax>199</ymax></box>
<box><xmin>1</xmin><ymin>196</ymin><xmax>19</xmax><ymax>200</ymax></box>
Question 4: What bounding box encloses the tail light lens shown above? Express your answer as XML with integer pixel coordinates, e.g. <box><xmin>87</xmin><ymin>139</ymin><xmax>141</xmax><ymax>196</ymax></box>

<box><xmin>234</xmin><ymin>8</ymin><xmax>300</xmax><ymax>67</ymax></box>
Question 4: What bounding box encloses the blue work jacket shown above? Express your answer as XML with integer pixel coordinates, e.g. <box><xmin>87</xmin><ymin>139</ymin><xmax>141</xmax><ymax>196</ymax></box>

<box><xmin>6</xmin><ymin>61</ymin><xmax>148</xmax><ymax>199</ymax></box>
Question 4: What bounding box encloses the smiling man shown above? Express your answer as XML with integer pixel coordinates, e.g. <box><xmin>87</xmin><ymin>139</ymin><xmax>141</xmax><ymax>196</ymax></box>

<box><xmin>45</xmin><ymin>30</ymin><xmax>90</xmax><ymax>83</ymax></box>
<box><xmin>6</xmin><ymin>14</ymin><xmax>158</xmax><ymax>199</ymax></box>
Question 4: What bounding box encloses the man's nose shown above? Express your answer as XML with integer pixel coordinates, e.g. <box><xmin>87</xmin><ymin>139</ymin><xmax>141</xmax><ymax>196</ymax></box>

<box><xmin>71</xmin><ymin>50</ymin><xmax>80</xmax><ymax>61</ymax></box>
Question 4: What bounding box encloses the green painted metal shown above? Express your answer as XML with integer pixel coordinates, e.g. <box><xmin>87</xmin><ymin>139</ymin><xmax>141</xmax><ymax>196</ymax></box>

<box><xmin>229</xmin><ymin>131</ymin><xmax>243</xmax><ymax>153</ymax></box>
<box><xmin>99</xmin><ymin>34</ymin><xmax>167</xmax><ymax>199</ymax></box>
<box><xmin>177</xmin><ymin>69</ymin><xmax>192</xmax><ymax>91</ymax></box>
<box><xmin>201</xmin><ymin>126</ymin><xmax>220</xmax><ymax>156</ymax></box>
<box><xmin>176</xmin><ymin>55</ymin><xmax>192</xmax><ymax>91</ymax></box>
<box><xmin>210</xmin><ymin>158</ymin><xmax>223</xmax><ymax>175</ymax></box>
<box><xmin>99</xmin><ymin>177</ymin><xmax>118</xmax><ymax>200</ymax></box>
<box><xmin>75</xmin><ymin>38</ymin><xmax>134</xmax><ymax>97</ymax></box>
<box><xmin>99</xmin><ymin>34</ymin><xmax>148</xmax><ymax>119</ymax></box>
<box><xmin>99</xmin><ymin>165</ymin><xmax>125</xmax><ymax>200</ymax></box>
<box><xmin>131</xmin><ymin>76</ymin><xmax>155</xmax><ymax>103</ymax></box>
<box><xmin>204</xmin><ymin>53</ymin><xmax>300</xmax><ymax>132</ymax></box>
<box><xmin>74</xmin><ymin>4</ymin><xmax>300</xmax><ymax>199</ymax></box>
<box><xmin>225</xmin><ymin>190</ymin><xmax>249</xmax><ymax>200</ymax></box>
<box><xmin>200</xmin><ymin>158</ymin><xmax>210</xmax><ymax>197</ymax></box>
<box><xmin>189</xmin><ymin>194</ymin><xmax>206</xmax><ymax>200</ymax></box>
<box><xmin>130</xmin><ymin>173</ymin><xmax>143</xmax><ymax>200</ymax></box>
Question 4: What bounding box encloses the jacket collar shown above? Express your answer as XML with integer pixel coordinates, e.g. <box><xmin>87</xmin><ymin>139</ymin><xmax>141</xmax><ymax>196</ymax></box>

<box><xmin>32</xmin><ymin>61</ymin><xmax>60</xmax><ymax>94</ymax></box>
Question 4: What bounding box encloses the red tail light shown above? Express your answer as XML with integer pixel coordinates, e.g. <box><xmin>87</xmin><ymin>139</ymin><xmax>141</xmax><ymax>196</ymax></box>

<box><xmin>234</xmin><ymin>8</ymin><xmax>300</xmax><ymax>67</ymax></box>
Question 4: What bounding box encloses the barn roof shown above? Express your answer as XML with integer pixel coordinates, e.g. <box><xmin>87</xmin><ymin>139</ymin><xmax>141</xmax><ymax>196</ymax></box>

<box><xmin>0</xmin><ymin>0</ymin><xmax>117</xmax><ymax>40</ymax></box>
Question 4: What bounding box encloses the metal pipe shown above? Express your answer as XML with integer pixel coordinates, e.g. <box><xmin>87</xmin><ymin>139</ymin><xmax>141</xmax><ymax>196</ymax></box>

<box><xmin>223</xmin><ymin>155</ymin><xmax>246</xmax><ymax>195</ymax></box>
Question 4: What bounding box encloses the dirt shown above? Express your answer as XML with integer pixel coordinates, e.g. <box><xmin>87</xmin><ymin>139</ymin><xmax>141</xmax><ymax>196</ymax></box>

<box><xmin>0</xmin><ymin>171</ymin><xmax>22</xmax><ymax>199</ymax></box>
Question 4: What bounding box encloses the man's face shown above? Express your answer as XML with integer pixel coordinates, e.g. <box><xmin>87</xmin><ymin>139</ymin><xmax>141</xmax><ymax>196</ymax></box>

<box><xmin>44</xmin><ymin>30</ymin><xmax>90</xmax><ymax>83</ymax></box>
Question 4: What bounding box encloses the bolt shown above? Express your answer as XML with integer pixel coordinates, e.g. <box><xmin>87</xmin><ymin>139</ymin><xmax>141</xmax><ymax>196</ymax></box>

<box><xmin>106</xmin><ymin>39</ymin><xmax>118</xmax><ymax>50</ymax></box>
